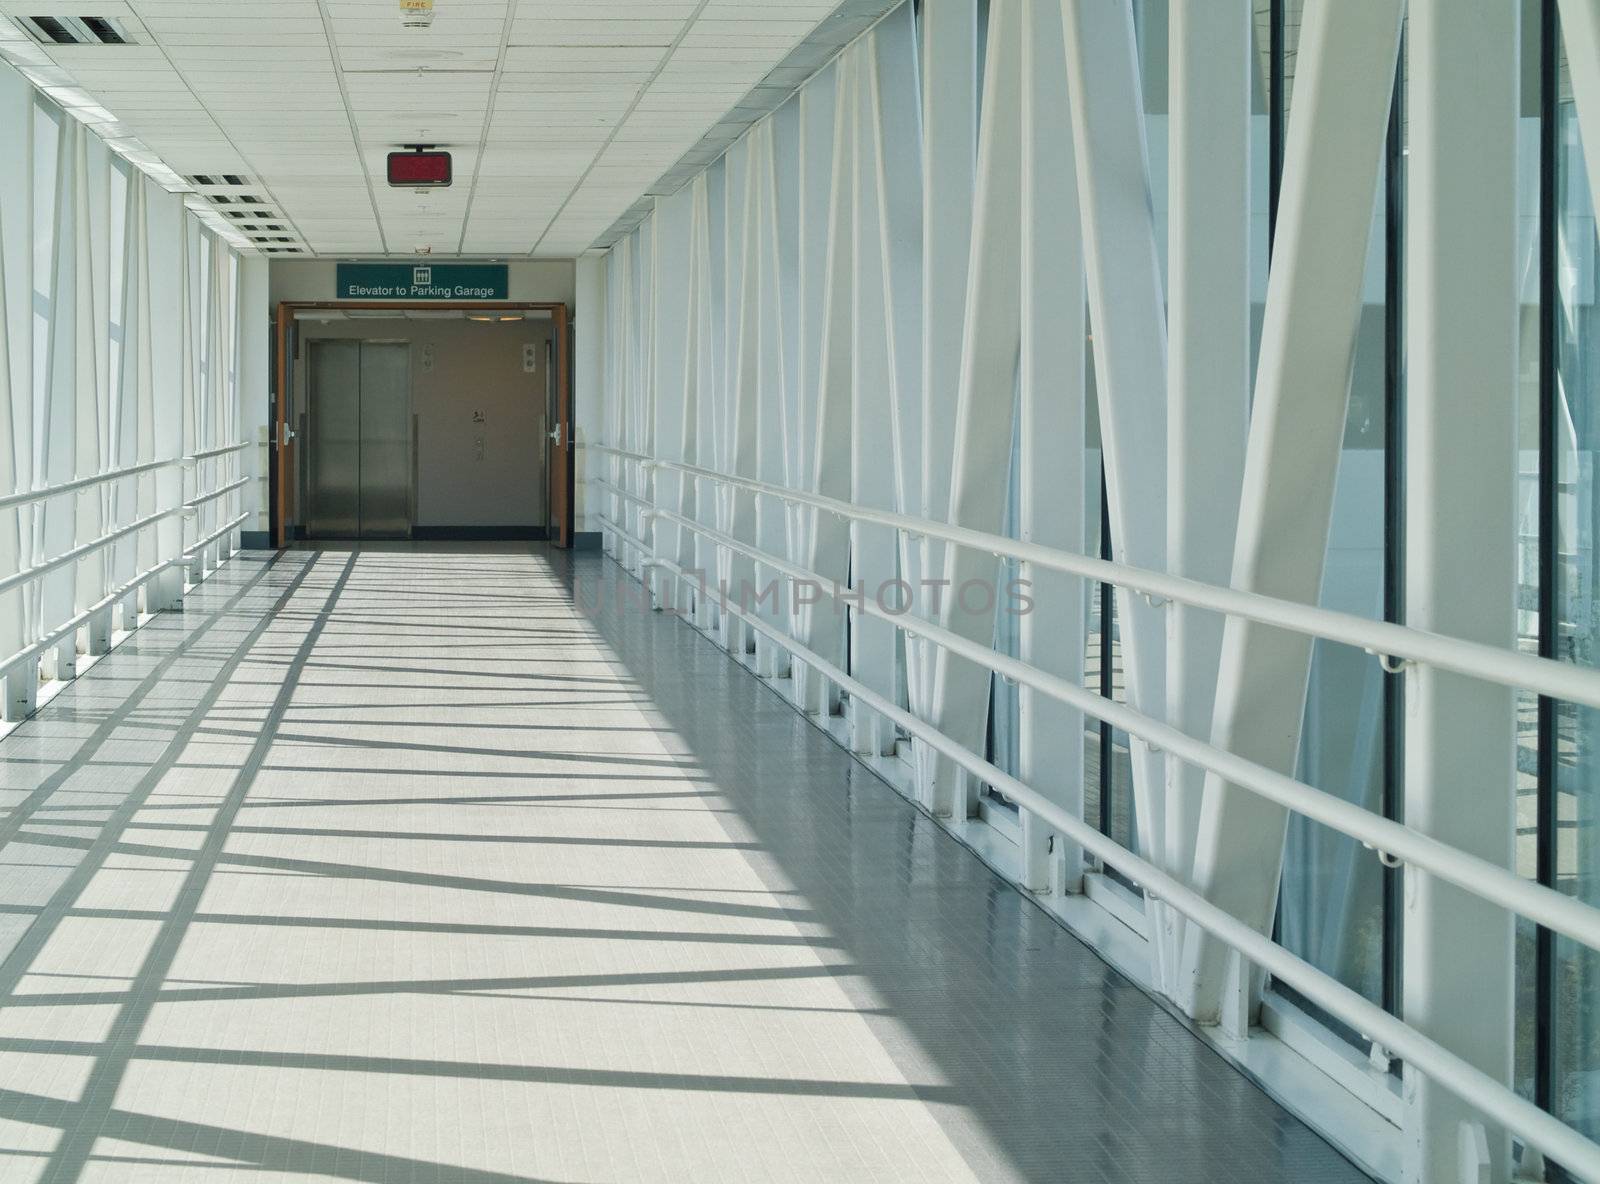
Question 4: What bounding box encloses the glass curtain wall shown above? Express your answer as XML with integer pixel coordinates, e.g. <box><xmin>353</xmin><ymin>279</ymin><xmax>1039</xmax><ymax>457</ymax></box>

<box><xmin>0</xmin><ymin>60</ymin><xmax>246</xmax><ymax>696</ymax></box>
<box><xmin>1538</xmin><ymin>0</ymin><xmax>1600</xmax><ymax>1147</ymax></box>
<box><xmin>1517</xmin><ymin>0</ymin><xmax>1547</xmax><ymax>1114</ymax></box>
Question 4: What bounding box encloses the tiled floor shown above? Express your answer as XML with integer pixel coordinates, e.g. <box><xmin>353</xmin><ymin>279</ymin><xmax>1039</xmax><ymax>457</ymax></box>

<box><xmin>0</xmin><ymin>546</ymin><xmax>1371</xmax><ymax>1183</ymax></box>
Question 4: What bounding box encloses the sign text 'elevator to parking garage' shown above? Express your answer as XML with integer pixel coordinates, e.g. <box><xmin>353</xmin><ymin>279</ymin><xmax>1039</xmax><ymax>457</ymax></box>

<box><xmin>335</xmin><ymin>262</ymin><xmax>509</xmax><ymax>301</ymax></box>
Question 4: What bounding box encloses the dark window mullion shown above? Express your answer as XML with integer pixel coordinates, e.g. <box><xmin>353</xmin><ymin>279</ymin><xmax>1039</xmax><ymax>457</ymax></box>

<box><xmin>1099</xmin><ymin>469</ymin><xmax>1112</xmax><ymax>840</ymax></box>
<box><xmin>1381</xmin><ymin>40</ymin><xmax>1407</xmax><ymax>1021</ymax></box>
<box><xmin>1536</xmin><ymin>0</ymin><xmax>1560</xmax><ymax>1126</ymax></box>
<box><xmin>1268</xmin><ymin>0</ymin><xmax>1285</xmax><ymax>251</ymax></box>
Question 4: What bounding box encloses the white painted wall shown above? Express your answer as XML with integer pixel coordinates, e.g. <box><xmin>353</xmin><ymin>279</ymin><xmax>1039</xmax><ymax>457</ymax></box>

<box><xmin>238</xmin><ymin>257</ymin><xmax>272</xmax><ymax>540</ymax></box>
<box><xmin>574</xmin><ymin>254</ymin><xmax>607</xmax><ymax>536</ymax></box>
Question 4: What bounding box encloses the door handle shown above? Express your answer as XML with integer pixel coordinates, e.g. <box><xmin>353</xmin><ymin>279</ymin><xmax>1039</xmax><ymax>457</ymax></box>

<box><xmin>549</xmin><ymin>424</ymin><xmax>564</xmax><ymax>448</ymax></box>
<box><xmin>280</xmin><ymin>422</ymin><xmax>297</xmax><ymax>447</ymax></box>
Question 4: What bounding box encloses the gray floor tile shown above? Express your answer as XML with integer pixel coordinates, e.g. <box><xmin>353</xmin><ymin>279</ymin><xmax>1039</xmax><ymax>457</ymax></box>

<box><xmin>0</xmin><ymin>547</ymin><xmax>1371</xmax><ymax>1183</ymax></box>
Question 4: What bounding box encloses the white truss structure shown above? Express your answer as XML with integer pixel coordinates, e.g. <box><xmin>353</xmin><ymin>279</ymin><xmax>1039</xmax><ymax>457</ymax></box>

<box><xmin>0</xmin><ymin>60</ymin><xmax>250</xmax><ymax>723</ymax></box>
<box><xmin>588</xmin><ymin>0</ymin><xmax>1597</xmax><ymax>1180</ymax></box>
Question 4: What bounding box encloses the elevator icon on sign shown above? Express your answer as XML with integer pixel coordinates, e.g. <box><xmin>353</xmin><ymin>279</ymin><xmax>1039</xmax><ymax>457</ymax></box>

<box><xmin>413</xmin><ymin>266</ymin><xmax>432</xmax><ymax>287</ymax></box>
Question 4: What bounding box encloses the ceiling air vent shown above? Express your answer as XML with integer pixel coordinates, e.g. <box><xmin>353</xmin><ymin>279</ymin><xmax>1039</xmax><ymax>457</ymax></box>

<box><xmin>15</xmin><ymin>16</ymin><xmax>136</xmax><ymax>45</ymax></box>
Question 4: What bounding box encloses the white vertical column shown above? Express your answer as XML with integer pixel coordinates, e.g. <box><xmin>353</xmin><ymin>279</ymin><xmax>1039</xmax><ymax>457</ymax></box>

<box><xmin>1165</xmin><ymin>1</ymin><xmax>1251</xmax><ymax>892</ymax></box>
<box><xmin>1017</xmin><ymin>0</ymin><xmax>1086</xmax><ymax>893</ymax></box>
<box><xmin>42</xmin><ymin>121</ymin><xmax>80</xmax><ymax>678</ymax></box>
<box><xmin>147</xmin><ymin>188</ymin><xmax>184</xmax><ymax>612</ymax></box>
<box><xmin>725</xmin><ymin>134</ymin><xmax>764</xmax><ymax>656</ymax></box>
<box><xmin>1403</xmin><ymin>3</ymin><xmax>1519</xmax><ymax>1180</ymax></box>
<box><xmin>575</xmin><ymin>253</ymin><xmax>608</xmax><ymax>541</ymax></box>
<box><xmin>238</xmin><ymin>256</ymin><xmax>270</xmax><ymax>547</ymax></box>
<box><xmin>601</xmin><ymin>247</ymin><xmax>624</xmax><ymax>561</ymax></box>
<box><xmin>624</xmin><ymin>216</ymin><xmax>651</xmax><ymax>594</ymax></box>
<box><xmin>76</xmin><ymin>131</ymin><xmax>110</xmax><ymax>655</ymax></box>
<box><xmin>754</xmin><ymin>116</ymin><xmax>794</xmax><ymax>679</ymax></box>
<box><xmin>132</xmin><ymin>182</ymin><xmax>161</xmax><ymax>606</ymax></box>
<box><xmin>0</xmin><ymin>66</ymin><xmax>33</xmax><ymax>716</ymax></box>
<box><xmin>1177</xmin><ymin>0</ymin><xmax>1404</xmax><ymax>1021</ymax></box>
<box><xmin>0</xmin><ymin>108</ymin><xmax>22</xmax><ymax>719</ymax></box>
<box><xmin>685</xmin><ymin>180</ymin><xmax>716</xmax><ymax>627</ymax></box>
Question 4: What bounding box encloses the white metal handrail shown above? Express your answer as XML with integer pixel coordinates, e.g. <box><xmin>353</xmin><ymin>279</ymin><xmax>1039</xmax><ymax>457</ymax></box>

<box><xmin>597</xmin><ymin>478</ymin><xmax>1600</xmax><ymax>957</ymax></box>
<box><xmin>594</xmin><ymin>508</ymin><xmax>1600</xmax><ymax>1180</ymax></box>
<box><xmin>0</xmin><ymin>469</ymin><xmax>247</xmax><ymax>601</ymax></box>
<box><xmin>183</xmin><ymin>477</ymin><xmax>250</xmax><ymax>512</ymax></box>
<box><xmin>0</xmin><ymin>505</ymin><xmax>246</xmax><ymax>685</ymax></box>
<box><xmin>0</xmin><ymin>508</ymin><xmax>174</xmax><ymax>598</ymax></box>
<box><xmin>0</xmin><ymin>550</ymin><xmax>176</xmax><ymax>681</ymax></box>
<box><xmin>185</xmin><ymin>441</ymin><xmax>250</xmax><ymax>464</ymax></box>
<box><xmin>585</xmin><ymin>442</ymin><xmax>1600</xmax><ymax>712</ymax></box>
<box><xmin>591</xmin><ymin>446</ymin><xmax>1600</xmax><ymax>1171</ymax></box>
<box><xmin>176</xmin><ymin>512</ymin><xmax>248</xmax><ymax>562</ymax></box>
<box><xmin>0</xmin><ymin>442</ymin><xmax>251</xmax><ymax>513</ymax></box>
<box><xmin>0</xmin><ymin>457</ymin><xmax>248</xmax><ymax>693</ymax></box>
<box><xmin>0</xmin><ymin>457</ymin><xmax>171</xmax><ymax>512</ymax></box>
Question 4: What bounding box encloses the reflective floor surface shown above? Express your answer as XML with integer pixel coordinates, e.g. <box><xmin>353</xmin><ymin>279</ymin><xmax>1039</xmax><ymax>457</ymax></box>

<box><xmin>0</xmin><ymin>546</ymin><xmax>1371</xmax><ymax>1182</ymax></box>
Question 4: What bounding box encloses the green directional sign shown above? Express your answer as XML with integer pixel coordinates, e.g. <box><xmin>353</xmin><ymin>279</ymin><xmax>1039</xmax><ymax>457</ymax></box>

<box><xmin>336</xmin><ymin>262</ymin><xmax>509</xmax><ymax>301</ymax></box>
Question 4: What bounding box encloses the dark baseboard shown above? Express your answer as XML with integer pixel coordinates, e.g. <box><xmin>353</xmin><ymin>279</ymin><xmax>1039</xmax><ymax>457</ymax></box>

<box><xmin>240</xmin><ymin>531</ymin><xmax>273</xmax><ymax>550</ymax></box>
<box><xmin>411</xmin><ymin>525</ymin><xmax>548</xmax><ymax>541</ymax></box>
<box><xmin>573</xmin><ymin>531</ymin><xmax>602</xmax><ymax>552</ymax></box>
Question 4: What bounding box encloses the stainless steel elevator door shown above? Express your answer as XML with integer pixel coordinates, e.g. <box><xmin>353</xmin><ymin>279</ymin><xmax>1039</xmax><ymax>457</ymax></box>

<box><xmin>357</xmin><ymin>342</ymin><xmax>413</xmax><ymax>537</ymax></box>
<box><xmin>306</xmin><ymin>340</ymin><xmax>361</xmax><ymax>538</ymax></box>
<box><xmin>305</xmin><ymin>339</ymin><xmax>414</xmax><ymax>539</ymax></box>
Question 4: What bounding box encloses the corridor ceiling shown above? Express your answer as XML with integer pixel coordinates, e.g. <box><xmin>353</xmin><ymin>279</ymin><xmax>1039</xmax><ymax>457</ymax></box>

<box><xmin>0</xmin><ymin>0</ymin><xmax>897</xmax><ymax>258</ymax></box>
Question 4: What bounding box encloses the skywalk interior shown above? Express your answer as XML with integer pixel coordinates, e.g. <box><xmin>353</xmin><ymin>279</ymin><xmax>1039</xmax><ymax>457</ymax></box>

<box><xmin>0</xmin><ymin>2</ymin><xmax>1593</xmax><ymax>1183</ymax></box>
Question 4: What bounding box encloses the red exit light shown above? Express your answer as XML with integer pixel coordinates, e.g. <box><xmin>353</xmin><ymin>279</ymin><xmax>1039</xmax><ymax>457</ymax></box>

<box><xmin>387</xmin><ymin>150</ymin><xmax>452</xmax><ymax>188</ymax></box>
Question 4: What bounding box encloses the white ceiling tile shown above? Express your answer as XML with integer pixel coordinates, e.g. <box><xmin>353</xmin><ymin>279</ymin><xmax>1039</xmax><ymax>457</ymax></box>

<box><xmin>8</xmin><ymin>1</ymin><xmax>854</xmax><ymax>255</ymax></box>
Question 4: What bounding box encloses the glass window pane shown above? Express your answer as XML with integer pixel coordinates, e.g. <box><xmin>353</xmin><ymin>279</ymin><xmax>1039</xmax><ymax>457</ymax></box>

<box><xmin>1514</xmin><ymin>0</ymin><xmax>1544</xmax><ymax>1105</ymax></box>
<box><xmin>1552</xmin><ymin>35</ymin><xmax>1600</xmax><ymax>1142</ymax></box>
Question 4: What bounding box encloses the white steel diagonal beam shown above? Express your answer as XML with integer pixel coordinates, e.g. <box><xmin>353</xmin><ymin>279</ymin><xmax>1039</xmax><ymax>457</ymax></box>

<box><xmin>797</xmin><ymin>50</ymin><xmax>861</xmax><ymax>714</ymax></box>
<box><xmin>1165</xmin><ymin>0</ymin><xmax>1252</xmax><ymax>897</ymax></box>
<box><xmin>1559</xmin><ymin>0</ymin><xmax>1600</xmax><ymax>214</ymax></box>
<box><xmin>925</xmin><ymin>0</ymin><xmax>1026</xmax><ymax>820</ymax></box>
<box><xmin>1178</xmin><ymin>0</ymin><xmax>1405</xmax><ymax>1022</ymax></box>
<box><xmin>723</xmin><ymin>135</ymin><xmax>763</xmax><ymax>657</ymax></box>
<box><xmin>754</xmin><ymin>124</ymin><xmax>795</xmax><ymax>678</ymax></box>
<box><xmin>1018</xmin><ymin>0</ymin><xmax>1088</xmax><ymax>893</ymax></box>
<box><xmin>917</xmin><ymin>0</ymin><xmax>977</xmax><ymax>751</ymax></box>
<box><xmin>865</xmin><ymin>8</ymin><xmax>926</xmax><ymax>715</ymax></box>
<box><xmin>848</xmin><ymin>41</ymin><xmax>902</xmax><ymax>757</ymax></box>
<box><xmin>1058</xmin><ymin>0</ymin><xmax>1173</xmax><ymax>981</ymax></box>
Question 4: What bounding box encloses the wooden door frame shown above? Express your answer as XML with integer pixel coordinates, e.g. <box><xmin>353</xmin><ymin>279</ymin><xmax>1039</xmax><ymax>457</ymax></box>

<box><xmin>273</xmin><ymin>300</ymin><xmax>573</xmax><ymax>549</ymax></box>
